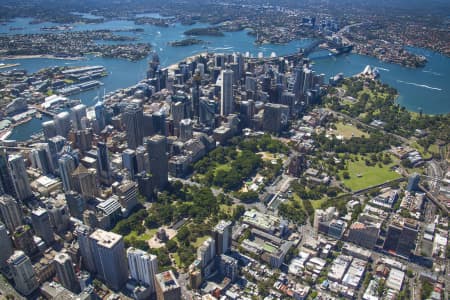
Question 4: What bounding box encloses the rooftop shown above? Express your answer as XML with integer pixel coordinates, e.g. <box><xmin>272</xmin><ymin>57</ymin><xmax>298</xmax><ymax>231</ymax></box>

<box><xmin>155</xmin><ymin>270</ymin><xmax>180</xmax><ymax>292</ymax></box>
<box><xmin>90</xmin><ymin>229</ymin><xmax>122</xmax><ymax>249</ymax></box>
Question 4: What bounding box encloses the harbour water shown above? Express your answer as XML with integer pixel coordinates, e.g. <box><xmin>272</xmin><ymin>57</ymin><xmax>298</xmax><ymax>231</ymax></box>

<box><xmin>1</xmin><ymin>16</ymin><xmax>449</xmax><ymax>141</ymax></box>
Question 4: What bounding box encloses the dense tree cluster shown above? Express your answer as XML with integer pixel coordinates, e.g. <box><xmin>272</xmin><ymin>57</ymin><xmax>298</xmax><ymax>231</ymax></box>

<box><xmin>314</xmin><ymin>131</ymin><xmax>400</xmax><ymax>154</ymax></box>
<box><xmin>325</xmin><ymin>78</ymin><xmax>450</xmax><ymax>149</ymax></box>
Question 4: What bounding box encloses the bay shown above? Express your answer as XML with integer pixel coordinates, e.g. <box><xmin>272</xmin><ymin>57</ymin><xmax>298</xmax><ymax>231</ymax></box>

<box><xmin>1</xmin><ymin>16</ymin><xmax>449</xmax><ymax>141</ymax></box>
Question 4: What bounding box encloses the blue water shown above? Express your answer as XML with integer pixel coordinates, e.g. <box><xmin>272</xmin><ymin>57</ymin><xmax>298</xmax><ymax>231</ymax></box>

<box><xmin>1</xmin><ymin>17</ymin><xmax>449</xmax><ymax>141</ymax></box>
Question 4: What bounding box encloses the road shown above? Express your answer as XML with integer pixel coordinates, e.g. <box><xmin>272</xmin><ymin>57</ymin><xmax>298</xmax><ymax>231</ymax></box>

<box><xmin>335</xmin><ymin>22</ymin><xmax>364</xmax><ymax>45</ymax></box>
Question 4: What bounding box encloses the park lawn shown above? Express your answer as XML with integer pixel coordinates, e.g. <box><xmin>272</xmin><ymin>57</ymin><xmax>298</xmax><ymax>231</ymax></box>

<box><xmin>125</xmin><ymin>228</ymin><xmax>157</xmax><ymax>243</ymax></box>
<box><xmin>339</xmin><ymin>156</ymin><xmax>401</xmax><ymax>191</ymax></box>
<box><xmin>293</xmin><ymin>194</ymin><xmax>324</xmax><ymax>210</ymax></box>
<box><xmin>193</xmin><ymin>235</ymin><xmax>210</xmax><ymax>248</ymax></box>
<box><xmin>220</xmin><ymin>203</ymin><xmax>237</xmax><ymax>215</ymax></box>
<box><xmin>311</xmin><ymin>198</ymin><xmax>327</xmax><ymax>209</ymax></box>
<box><xmin>334</xmin><ymin>122</ymin><xmax>367</xmax><ymax>139</ymax></box>
<box><xmin>173</xmin><ymin>253</ymin><xmax>182</xmax><ymax>267</ymax></box>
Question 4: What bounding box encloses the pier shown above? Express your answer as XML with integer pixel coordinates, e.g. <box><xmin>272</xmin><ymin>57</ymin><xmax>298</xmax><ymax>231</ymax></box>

<box><xmin>31</xmin><ymin>105</ymin><xmax>56</xmax><ymax>118</ymax></box>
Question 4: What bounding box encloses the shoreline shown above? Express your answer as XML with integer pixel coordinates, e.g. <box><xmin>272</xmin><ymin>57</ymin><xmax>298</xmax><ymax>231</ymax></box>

<box><xmin>165</xmin><ymin>51</ymin><xmax>208</xmax><ymax>72</ymax></box>
<box><xmin>0</xmin><ymin>63</ymin><xmax>20</xmax><ymax>69</ymax></box>
<box><xmin>0</xmin><ymin>54</ymin><xmax>84</xmax><ymax>61</ymax></box>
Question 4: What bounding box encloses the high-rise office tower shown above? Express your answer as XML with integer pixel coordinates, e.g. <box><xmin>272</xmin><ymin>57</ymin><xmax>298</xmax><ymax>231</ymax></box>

<box><xmin>122</xmin><ymin>149</ymin><xmax>138</xmax><ymax>180</ymax></box>
<box><xmin>75</xmin><ymin>224</ymin><xmax>95</xmax><ymax>272</ymax></box>
<box><xmin>145</xmin><ymin>135</ymin><xmax>168</xmax><ymax>190</ymax></box>
<box><xmin>8</xmin><ymin>251</ymin><xmax>39</xmax><ymax>296</ymax></box>
<box><xmin>58</xmin><ymin>154</ymin><xmax>76</xmax><ymax>192</ymax></box>
<box><xmin>74</xmin><ymin>128</ymin><xmax>93</xmax><ymax>152</ymax></box>
<box><xmin>213</xmin><ymin>220</ymin><xmax>232</xmax><ymax>255</ymax></box>
<box><xmin>127</xmin><ymin>247</ymin><xmax>158</xmax><ymax>292</ymax></box>
<box><xmin>179</xmin><ymin>119</ymin><xmax>193</xmax><ymax>141</ymax></box>
<box><xmin>42</xmin><ymin>120</ymin><xmax>57</xmax><ymax>141</ymax></box>
<box><xmin>383</xmin><ymin>218</ymin><xmax>419</xmax><ymax>258</ymax></box>
<box><xmin>0</xmin><ymin>221</ymin><xmax>13</xmax><ymax>268</ymax></box>
<box><xmin>0</xmin><ymin>149</ymin><xmax>15</xmax><ymax>197</ymax></box>
<box><xmin>155</xmin><ymin>270</ymin><xmax>181</xmax><ymax>300</ymax></box>
<box><xmin>192</xmin><ymin>70</ymin><xmax>201</xmax><ymax>121</ymax></box>
<box><xmin>89</xmin><ymin>229</ymin><xmax>128</xmax><ymax>291</ymax></box>
<box><xmin>239</xmin><ymin>100</ymin><xmax>255</xmax><ymax>128</ymax></box>
<box><xmin>263</xmin><ymin>103</ymin><xmax>290</xmax><ymax>134</ymax></box>
<box><xmin>72</xmin><ymin>164</ymin><xmax>97</xmax><ymax>199</ymax></box>
<box><xmin>293</xmin><ymin>66</ymin><xmax>305</xmax><ymax>100</ymax></box>
<box><xmin>136</xmin><ymin>146</ymin><xmax>150</xmax><ymax>174</ymax></box>
<box><xmin>29</xmin><ymin>144</ymin><xmax>53</xmax><ymax>174</ymax></box>
<box><xmin>31</xmin><ymin>207</ymin><xmax>54</xmax><ymax>245</ymax></box>
<box><xmin>122</xmin><ymin>102</ymin><xmax>144</xmax><ymax>149</ymax></box>
<box><xmin>54</xmin><ymin>252</ymin><xmax>81</xmax><ymax>293</ymax></box>
<box><xmin>197</xmin><ymin>237</ymin><xmax>216</xmax><ymax>269</ymax></box>
<box><xmin>0</xmin><ymin>194</ymin><xmax>23</xmax><ymax>232</ymax></box>
<box><xmin>117</xmin><ymin>181</ymin><xmax>138</xmax><ymax>213</ymax></box>
<box><xmin>54</xmin><ymin>111</ymin><xmax>71</xmax><ymax>138</ymax></box>
<box><xmin>47</xmin><ymin>136</ymin><xmax>66</xmax><ymax>174</ymax></box>
<box><xmin>95</xmin><ymin>101</ymin><xmax>106</xmax><ymax>132</ymax></box>
<box><xmin>219</xmin><ymin>254</ymin><xmax>238</xmax><ymax>282</ymax></box>
<box><xmin>199</xmin><ymin>98</ymin><xmax>216</xmax><ymax>127</ymax></box>
<box><xmin>46</xmin><ymin>199</ymin><xmax>70</xmax><ymax>233</ymax></box>
<box><xmin>171</xmin><ymin>101</ymin><xmax>185</xmax><ymax>134</ymax></box>
<box><xmin>302</xmin><ymin>68</ymin><xmax>314</xmax><ymax>95</ymax></box>
<box><xmin>8</xmin><ymin>154</ymin><xmax>33</xmax><ymax>201</ymax></box>
<box><xmin>220</xmin><ymin>67</ymin><xmax>234</xmax><ymax>116</ymax></box>
<box><xmin>66</xmin><ymin>191</ymin><xmax>85</xmax><ymax>220</ymax></box>
<box><xmin>13</xmin><ymin>225</ymin><xmax>38</xmax><ymax>257</ymax></box>
<box><xmin>71</xmin><ymin>104</ymin><xmax>87</xmax><ymax>131</ymax></box>
<box><xmin>97</xmin><ymin>142</ymin><xmax>112</xmax><ymax>185</ymax></box>
<box><xmin>152</xmin><ymin>111</ymin><xmax>166</xmax><ymax>136</ymax></box>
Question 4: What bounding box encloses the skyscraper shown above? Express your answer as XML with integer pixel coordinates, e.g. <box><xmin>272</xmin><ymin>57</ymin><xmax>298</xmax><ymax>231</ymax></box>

<box><xmin>192</xmin><ymin>69</ymin><xmax>201</xmax><ymax>121</ymax></box>
<box><xmin>197</xmin><ymin>237</ymin><xmax>216</xmax><ymax>270</ymax></box>
<box><xmin>47</xmin><ymin>136</ymin><xmax>66</xmax><ymax>174</ymax></box>
<box><xmin>220</xmin><ymin>67</ymin><xmax>234</xmax><ymax>116</ymax></box>
<box><xmin>54</xmin><ymin>111</ymin><xmax>71</xmax><ymax>138</ymax></box>
<box><xmin>0</xmin><ymin>194</ymin><xmax>23</xmax><ymax>233</ymax></box>
<box><xmin>213</xmin><ymin>220</ymin><xmax>232</xmax><ymax>255</ymax></box>
<box><xmin>29</xmin><ymin>144</ymin><xmax>53</xmax><ymax>174</ymax></box>
<box><xmin>179</xmin><ymin>119</ymin><xmax>193</xmax><ymax>141</ymax></box>
<box><xmin>72</xmin><ymin>164</ymin><xmax>97</xmax><ymax>199</ymax></box>
<box><xmin>66</xmin><ymin>191</ymin><xmax>85</xmax><ymax>220</ymax></box>
<box><xmin>75</xmin><ymin>224</ymin><xmax>95</xmax><ymax>272</ymax></box>
<box><xmin>145</xmin><ymin>135</ymin><xmax>168</xmax><ymax>190</ymax></box>
<box><xmin>42</xmin><ymin>120</ymin><xmax>57</xmax><ymax>141</ymax></box>
<box><xmin>127</xmin><ymin>247</ymin><xmax>158</xmax><ymax>292</ymax></box>
<box><xmin>8</xmin><ymin>154</ymin><xmax>33</xmax><ymax>201</ymax></box>
<box><xmin>8</xmin><ymin>251</ymin><xmax>39</xmax><ymax>296</ymax></box>
<box><xmin>122</xmin><ymin>102</ymin><xmax>144</xmax><ymax>149</ymax></box>
<box><xmin>0</xmin><ymin>221</ymin><xmax>13</xmax><ymax>268</ymax></box>
<box><xmin>0</xmin><ymin>149</ymin><xmax>15</xmax><ymax>197</ymax></box>
<box><xmin>122</xmin><ymin>149</ymin><xmax>138</xmax><ymax>180</ymax></box>
<box><xmin>31</xmin><ymin>207</ymin><xmax>54</xmax><ymax>245</ymax></box>
<box><xmin>97</xmin><ymin>142</ymin><xmax>112</xmax><ymax>185</ymax></box>
<box><xmin>155</xmin><ymin>271</ymin><xmax>181</xmax><ymax>300</ymax></box>
<box><xmin>71</xmin><ymin>104</ymin><xmax>87</xmax><ymax>131</ymax></box>
<box><xmin>263</xmin><ymin>103</ymin><xmax>290</xmax><ymax>134</ymax></box>
<box><xmin>89</xmin><ymin>229</ymin><xmax>128</xmax><ymax>291</ymax></box>
<box><xmin>58</xmin><ymin>154</ymin><xmax>76</xmax><ymax>192</ymax></box>
<box><xmin>95</xmin><ymin>101</ymin><xmax>106</xmax><ymax>132</ymax></box>
<box><xmin>54</xmin><ymin>252</ymin><xmax>80</xmax><ymax>293</ymax></box>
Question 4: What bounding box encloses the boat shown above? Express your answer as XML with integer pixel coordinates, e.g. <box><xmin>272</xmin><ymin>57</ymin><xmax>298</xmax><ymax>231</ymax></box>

<box><xmin>35</xmin><ymin>112</ymin><xmax>42</xmax><ymax>119</ymax></box>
